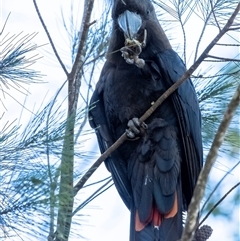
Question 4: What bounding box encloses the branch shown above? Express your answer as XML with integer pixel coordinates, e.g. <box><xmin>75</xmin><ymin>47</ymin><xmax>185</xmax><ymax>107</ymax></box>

<box><xmin>210</xmin><ymin>0</ymin><xmax>221</xmax><ymax>31</ymax></box>
<box><xmin>69</xmin><ymin>0</ymin><xmax>95</xmax><ymax>82</ymax></box>
<box><xmin>216</xmin><ymin>43</ymin><xmax>240</xmax><ymax>47</ymax></box>
<box><xmin>54</xmin><ymin>1</ymin><xmax>95</xmax><ymax>241</ymax></box>
<box><xmin>228</xmin><ymin>27</ymin><xmax>240</xmax><ymax>31</ymax></box>
<box><xmin>66</xmin><ymin>0</ymin><xmax>95</xmax><ymax>116</ymax></box>
<box><xmin>194</xmin><ymin>14</ymin><xmax>210</xmax><ymax>62</ymax></box>
<box><xmin>46</xmin><ymin>80</ymin><xmax>67</xmax><ymax>240</ymax></box>
<box><xmin>33</xmin><ymin>0</ymin><xmax>69</xmax><ymax>76</ymax></box>
<box><xmin>181</xmin><ymin>84</ymin><xmax>240</xmax><ymax>241</ymax></box>
<box><xmin>206</xmin><ymin>54</ymin><xmax>240</xmax><ymax>62</ymax></box>
<box><xmin>74</xmin><ymin>2</ymin><xmax>240</xmax><ymax>196</ymax></box>
<box><xmin>199</xmin><ymin>182</ymin><xmax>240</xmax><ymax>227</ymax></box>
<box><xmin>72</xmin><ymin>178</ymin><xmax>113</xmax><ymax>216</ymax></box>
<box><xmin>0</xmin><ymin>12</ymin><xmax>11</xmax><ymax>35</ymax></box>
<box><xmin>200</xmin><ymin>161</ymin><xmax>240</xmax><ymax>216</ymax></box>
<box><xmin>192</xmin><ymin>69</ymin><xmax>240</xmax><ymax>78</ymax></box>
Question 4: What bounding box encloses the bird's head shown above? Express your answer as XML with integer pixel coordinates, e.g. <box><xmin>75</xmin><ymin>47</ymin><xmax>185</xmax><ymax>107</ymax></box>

<box><xmin>109</xmin><ymin>0</ymin><xmax>171</xmax><ymax>66</ymax></box>
<box><xmin>113</xmin><ymin>0</ymin><xmax>154</xmax><ymax>40</ymax></box>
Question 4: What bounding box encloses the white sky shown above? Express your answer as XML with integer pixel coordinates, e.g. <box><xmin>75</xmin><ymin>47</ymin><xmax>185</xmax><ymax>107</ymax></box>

<box><xmin>1</xmin><ymin>0</ymin><xmax>239</xmax><ymax>241</ymax></box>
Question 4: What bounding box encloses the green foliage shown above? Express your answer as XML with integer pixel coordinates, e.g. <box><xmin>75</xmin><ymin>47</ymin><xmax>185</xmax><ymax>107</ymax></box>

<box><xmin>0</xmin><ymin>32</ymin><xmax>42</xmax><ymax>107</ymax></box>
<box><xmin>194</xmin><ymin>63</ymin><xmax>240</xmax><ymax>153</ymax></box>
<box><xmin>0</xmin><ymin>95</ymin><xmax>90</xmax><ymax>238</ymax></box>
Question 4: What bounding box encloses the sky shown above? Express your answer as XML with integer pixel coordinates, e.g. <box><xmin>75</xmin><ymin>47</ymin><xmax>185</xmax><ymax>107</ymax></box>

<box><xmin>1</xmin><ymin>0</ymin><xmax>239</xmax><ymax>241</ymax></box>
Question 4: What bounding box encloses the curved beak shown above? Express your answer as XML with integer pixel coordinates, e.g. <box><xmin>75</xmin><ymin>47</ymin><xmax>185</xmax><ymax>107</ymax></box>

<box><xmin>117</xmin><ymin>10</ymin><xmax>142</xmax><ymax>39</ymax></box>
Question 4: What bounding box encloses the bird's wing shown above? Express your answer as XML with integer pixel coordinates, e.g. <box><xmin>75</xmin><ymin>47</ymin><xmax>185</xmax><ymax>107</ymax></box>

<box><xmin>155</xmin><ymin>49</ymin><xmax>203</xmax><ymax>205</ymax></box>
<box><xmin>89</xmin><ymin>62</ymin><xmax>133</xmax><ymax>209</ymax></box>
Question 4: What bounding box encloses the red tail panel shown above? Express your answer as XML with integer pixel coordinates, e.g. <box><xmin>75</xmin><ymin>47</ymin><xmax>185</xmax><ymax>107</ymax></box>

<box><xmin>135</xmin><ymin>192</ymin><xmax>178</xmax><ymax>232</ymax></box>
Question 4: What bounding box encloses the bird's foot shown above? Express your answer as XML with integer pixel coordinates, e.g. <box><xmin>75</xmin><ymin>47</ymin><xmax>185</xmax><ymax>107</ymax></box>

<box><xmin>121</xmin><ymin>44</ymin><xmax>145</xmax><ymax>68</ymax></box>
<box><xmin>126</xmin><ymin>117</ymin><xmax>148</xmax><ymax>139</ymax></box>
<box><xmin>120</xmin><ymin>30</ymin><xmax>147</xmax><ymax>68</ymax></box>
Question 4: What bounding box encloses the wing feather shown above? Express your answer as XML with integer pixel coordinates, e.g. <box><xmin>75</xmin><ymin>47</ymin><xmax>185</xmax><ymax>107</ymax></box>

<box><xmin>155</xmin><ymin>49</ymin><xmax>203</xmax><ymax>205</ymax></box>
<box><xmin>89</xmin><ymin>63</ymin><xmax>133</xmax><ymax>209</ymax></box>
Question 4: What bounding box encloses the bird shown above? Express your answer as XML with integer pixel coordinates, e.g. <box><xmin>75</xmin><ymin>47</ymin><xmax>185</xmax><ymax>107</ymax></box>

<box><xmin>89</xmin><ymin>0</ymin><xmax>203</xmax><ymax>240</ymax></box>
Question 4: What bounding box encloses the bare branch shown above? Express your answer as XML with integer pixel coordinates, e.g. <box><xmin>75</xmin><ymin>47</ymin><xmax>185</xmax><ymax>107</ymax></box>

<box><xmin>200</xmin><ymin>161</ymin><xmax>240</xmax><ymax>216</ymax></box>
<box><xmin>54</xmin><ymin>1</ymin><xmax>95</xmax><ymax>240</ymax></box>
<box><xmin>199</xmin><ymin>182</ymin><xmax>240</xmax><ymax>227</ymax></box>
<box><xmin>69</xmin><ymin>0</ymin><xmax>95</xmax><ymax>82</ymax></box>
<box><xmin>72</xmin><ymin>178</ymin><xmax>113</xmax><ymax>216</ymax></box>
<box><xmin>0</xmin><ymin>12</ymin><xmax>11</xmax><ymax>35</ymax></box>
<box><xmin>181</xmin><ymin>84</ymin><xmax>240</xmax><ymax>241</ymax></box>
<box><xmin>33</xmin><ymin>0</ymin><xmax>69</xmax><ymax>76</ymax></box>
<box><xmin>210</xmin><ymin>0</ymin><xmax>221</xmax><ymax>31</ymax></box>
<box><xmin>216</xmin><ymin>43</ymin><xmax>240</xmax><ymax>46</ymax></box>
<box><xmin>192</xmin><ymin>68</ymin><xmax>240</xmax><ymax>78</ymax></box>
<box><xmin>194</xmin><ymin>4</ymin><xmax>212</xmax><ymax>62</ymax></box>
<box><xmin>228</xmin><ymin>26</ymin><xmax>240</xmax><ymax>31</ymax></box>
<box><xmin>206</xmin><ymin>54</ymin><xmax>240</xmax><ymax>62</ymax></box>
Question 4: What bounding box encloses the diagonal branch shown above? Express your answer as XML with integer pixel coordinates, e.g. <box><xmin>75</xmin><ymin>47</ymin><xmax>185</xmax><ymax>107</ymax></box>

<box><xmin>0</xmin><ymin>12</ymin><xmax>11</xmax><ymax>35</ymax></box>
<box><xmin>74</xmin><ymin>2</ymin><xmax>240</xmax><ymax>196</ymax></box>
<box><xmin>210</xmin><ymin>0</ymin><xmax>221</xmax><ymax>31</ymax></box>
<box><xmin>181</xmin><ymin>4</ymin><xmax>240</xmax><ymax>240</ymax></box>
<box><xmin>199</xmin><ymin>182</ymin><xmax>240</xmax><ymax>228</ymax></box>
<box><xmin>181</xmin><ymin>85</ymin><xmax>240</xmax><ymax>241</ymax></box>
<box><xmin>33</xmin><ymin>0</ymin><xmax>69</xmax><ymax>76</ymax></box>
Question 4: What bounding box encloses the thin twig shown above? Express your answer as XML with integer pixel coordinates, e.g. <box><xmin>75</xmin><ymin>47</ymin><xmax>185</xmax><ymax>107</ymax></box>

<box><xmin>72</xmin><ymin>178</ymin><xmax>113</xmax><ymax>216</ymax></box>
<box><xmin>200</xmin><ymin>161</ymin><xmax>240</xmax><ymax>216</ymax></box>
<box><xmin>192</xmin><ymin>69</ymin><xmax>240</xmax><ymax>78</ymax></box>
<box><xmin>194</xmin><ymin>4</ymin><xmax>211</xmax><ymax>62</ymax></box>
<box><xmin>199</xmin><ymin>182</ymin><xmax>240</xmax><ymax>227</ymax></box>
<box><xmin>216</xmin><ymin>43</ymin><xmax>240</xmax><ymax>47</ymax></box>
<box><xmin>207</xmin><ymin>54</ymin><xmax>240</xmax><ymax>62</ymax></box>
<box><xmin>0</xmin><ymin>12</ymin><xmax>11</xmax><ymax>35</ymax></box>
<box><xmin>228</xmin><ymin>27</ymin><xmax>240</xmax><ymax>31</ymax></box>
<box><xmin>82</xmin><ymin>176</ymin><xmax>112</xmax><ymax>189</ymax></box>
<box><xmin>177</xmin><ymin>9</ymin><xmax>187</xmax><ymax>64</ymax></box>
<box><xmin>210</xmin><ymin>0</ymin><xmax>221</xmax><ymax>31</ymax></box>
<box><xmin>73</xmin><ymin>2</ymin><xmax>240</xmax><ymax>196</ymax></box>
<box><xmin>204</xmin><ymin>59</ymin><xmax>237</xmax><ymax>63</ymax></box>
<box><xmin>32</xmin><ymin>0</ymin><xmax>69</xmax><ymax>76</ymax></box>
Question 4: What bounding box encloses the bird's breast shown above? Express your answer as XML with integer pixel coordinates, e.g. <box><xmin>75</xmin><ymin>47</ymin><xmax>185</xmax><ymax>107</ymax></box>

<box><xmin>103</xmin><ymin>64</ymin><xmax>175</xmax><ymax>142</ymax></box>
<box><xmin>104</xmin><ymin>65</ymin><xmax>162</xmax><ymax>123</ymax></box>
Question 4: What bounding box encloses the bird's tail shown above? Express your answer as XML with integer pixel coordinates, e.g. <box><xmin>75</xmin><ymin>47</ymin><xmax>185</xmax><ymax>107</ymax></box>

<box><xmin>129</xmin><ymin>185</ymin><xmax>183</xmax><ymax>241</ymax></box>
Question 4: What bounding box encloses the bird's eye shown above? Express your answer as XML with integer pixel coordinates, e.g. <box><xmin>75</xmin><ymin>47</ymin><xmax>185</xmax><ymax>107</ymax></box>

<box><xmin>146</xmin><ymin>10</ymin><xmax>150</xmax><ymax>15</ymax></box>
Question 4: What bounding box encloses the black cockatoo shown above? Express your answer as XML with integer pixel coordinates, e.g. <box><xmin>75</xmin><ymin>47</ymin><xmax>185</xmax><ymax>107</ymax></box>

<box><xmin>89</xmin><ymin>0</ymin><xmax>203</xmax><ymax>240</ymax></box>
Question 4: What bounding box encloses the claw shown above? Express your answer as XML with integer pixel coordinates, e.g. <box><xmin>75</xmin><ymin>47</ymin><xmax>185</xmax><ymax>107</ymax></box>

<box><xmin>141</xmin><ymin>122</ymin><xmax>148</xmax><ymax>129</ymax></box>
<box><xmin>126</xmin><ymin>118</ymin><xmax>140</xmax><ymax>138</ymax></box>
<box><xmin>126</xmin><ymin>129</ymin><xmax>136</xmax><ymax>139</ymax></box>
<box><xmin>126</xmin><ymin>117</ymin><xmax>148</xmax><ymax>139</ymax></box>
<box><xmin>128</xmin><ymin>118</ymin><xmax>140</xmax><ymax>134</ymax></box>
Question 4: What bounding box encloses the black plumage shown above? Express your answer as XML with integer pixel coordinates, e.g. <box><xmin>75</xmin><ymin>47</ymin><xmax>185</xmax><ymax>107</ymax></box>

<box><xmin>89</xmin><ymin>0</ymin><xmax>203</xmax><ymax>240</ymax></box>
